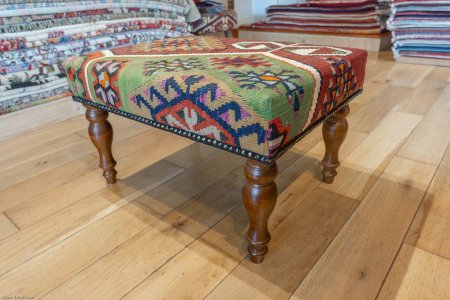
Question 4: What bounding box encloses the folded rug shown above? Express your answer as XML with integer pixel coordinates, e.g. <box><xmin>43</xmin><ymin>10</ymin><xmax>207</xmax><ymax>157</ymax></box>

<box><xmin>251</xmin><ymin>0</ymin><xmax>389</xmax><ymax>35</ymax></box>
<box><xmin>388</xmin><ymin>0</ymin><xmax>450</xmax><ymax>62</ymax></box>
<box><xmin>0</xmin><ymin>0</ymin><xmax>200</xmax><ymax>115</ymax></box>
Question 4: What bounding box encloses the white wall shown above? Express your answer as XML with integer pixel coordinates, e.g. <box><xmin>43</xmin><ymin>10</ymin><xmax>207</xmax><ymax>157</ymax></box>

<box><xmin>235</xmin><ymin>0</ymin><xmax>253</xmax><ymax>25</ymax></box>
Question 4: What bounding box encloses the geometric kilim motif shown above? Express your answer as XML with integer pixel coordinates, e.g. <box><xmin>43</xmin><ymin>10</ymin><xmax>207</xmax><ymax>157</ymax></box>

<box><xmin>92</xmin><ymin>60</ymin><xmax>126</xmax><ymax>108</ymax></box>
<box><xmin>191</xmin><ymin>10</ymin><xmax>238</xmax><ymax>35</ymax></box>
<box><xmin>64</xmin><ymin>36</ymin><xmax>368</xmax><ymax>163</ymax></box>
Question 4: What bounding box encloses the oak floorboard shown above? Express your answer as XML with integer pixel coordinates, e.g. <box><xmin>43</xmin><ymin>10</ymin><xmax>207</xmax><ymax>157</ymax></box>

<box><xmin>43</xmin><ymin>220</ymin><xmax>192</xmax><ymax>300</ymax></box>
<box><xmin>0</xmin><ymin>133</ymin><xmax>86</xmax><ymax>173</ymax></box>
<box><xmin>0</xmin><ymin>213</ymin><xmax>18</xmax><ymax>241</ymax></box>
<box><xmin>206</xmin><ymin>188</ymin><xmax>357</xmax><ymax>300</ymax></box>
<box><xmin>396</xmin><ymin>77</ymin><xmax>447</xmax><ymax>116</ymax></box>
<box><xmin>441</xmin><ymin>144</ymin><xmax>450</xmax><ymax>169</ymax></box>
<box><xmin>43</xmin><ymin>167</ymin><xmax>245</xmax><ymax>299</ymax></box>
<box><xmin>424</xmin><ymin>65</ymin><xmax>450</xmax><ymax>83</ymax></box>
<box><xmin>0</xmin><ymin>160</ymin><xmax>183</xmax><ymax>276</ymax></box>
<box><xmin>0</xmin><ymin>141</ymin><xmax>94</xmax><ymax>191</ymax></box>
<box><xmin>0</xmin><ymin>116</ymin><xmax>86</xmax><ymax>158</ymax></box>
<box><xmin>0</xmin><ymin>127</ymin><xmax>188</xmax><ymax>213</ymax></box>
<box><xmin>348</xmin><ymin>85</ymin><xmax>413</xmax><ymax>133</ymax></box>
<box><xmin>164</xmin><ymin>143</ymin><xmax>219</xmax><ymax>170</ymax></box>
<box><xmin>364</xmin><ymin>59</ymin><xmax>393</xmax><ymax>82</ymax></box>
<box><xmin>125</xmin><ymin>240</ymin><xmax>237</xmax><ymax>300</ymax></box>
<box><xmin>290</xmin><ymin>157</ymin><xmax>436</xmax><ymax>300</ymax></box>
<box><xmin>0</xmin><ymin>203</ymin><xmax>159</xmax><ymax>298</ymax></box>
<box><xmin>0</xmin><ymin>154</ymin><xmax>98</xmax><ymax>212</ymax></box>
<box><xmin>135</xmin><ymin>151</ymin><xmax>245</xmax><ymax>216</ymax></box>
<box><xmin>377</xmin><ymin>244</ymin><xmax>450</xmax><ymax>300</ymax></box>
<box><xmin>397</xmin><ymin>84</ymin><xmax>450</xmax><ymax>166</ymax></box>
<box><xmin>354</xmin><ymin>80</ymin><xmax>384</xmax><ymax>106</ymax></box>
<box><xmin>0</xmin><ymin>114</ymin><xmax>161</xmax><ymax>193</ymax></box>
<box><xmin>405</xmin><ymin>164</ymin><xmax>450</xmax><ymax>260</ymax></box>
<box><xmin>4</xmin><ymin>131</ymin><xmax>190</xmax><ymax>229</ymax></box>
<box><xmin>376</xmin><ymin>63</ymin><xmax>433</xmax><ymax>88</ymax></box>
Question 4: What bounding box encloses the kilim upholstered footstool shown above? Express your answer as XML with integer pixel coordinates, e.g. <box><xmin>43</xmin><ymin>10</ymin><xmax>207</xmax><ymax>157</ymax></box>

<box><xmin>64</xmin><ymin>36</ymin><xmax>368</xmax><ymax>264</ymax></box>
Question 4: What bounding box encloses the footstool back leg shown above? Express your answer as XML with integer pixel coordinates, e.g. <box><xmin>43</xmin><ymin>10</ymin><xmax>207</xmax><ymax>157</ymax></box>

<box><xmin>84</xmin><ymin>105</ymin><xmax>117</xmax><ymax>184</ymax></box>
<box><xmin>321</xmin><ymin>104</ymin><xmax>350</xmax><ymax>184</ymax></box>
<box><xmin>243</xmin><ymin>159</ymin><xmax>278</xmax><ymax>264</ymax></box>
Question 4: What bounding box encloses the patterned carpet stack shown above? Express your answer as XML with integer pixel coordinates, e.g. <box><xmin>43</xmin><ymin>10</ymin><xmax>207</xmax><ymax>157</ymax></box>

<box><xmin>0</xmin><ymin>0</ymin><xmax>200</xmax><ymax>115</ymax></box>
<box><xmin>251</xmin><ymin>0</ymin><xmax>390</xmax><ymax>35</ymax></box>
<box><xmin>388</xmin><ymin>0</ymin><xmax>450</xmax><ymax>62</ymax></box>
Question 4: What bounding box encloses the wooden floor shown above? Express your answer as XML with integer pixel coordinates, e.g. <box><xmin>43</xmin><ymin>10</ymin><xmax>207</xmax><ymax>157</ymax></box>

<box><xmin>0</xmin><ymin>52</ymin><xmax>449</xmax><ymax>299</ymax></box>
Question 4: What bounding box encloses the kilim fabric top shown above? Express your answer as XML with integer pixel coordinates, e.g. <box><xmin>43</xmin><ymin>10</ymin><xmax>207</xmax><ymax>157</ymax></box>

<box><xmin>64</xmin><ymin>36</ymin><xmax>367</xmax><ymax>163</ymax></box>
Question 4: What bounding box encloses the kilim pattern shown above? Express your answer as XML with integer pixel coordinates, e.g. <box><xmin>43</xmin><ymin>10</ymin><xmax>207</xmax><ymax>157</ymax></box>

<box><xmin>64</xmin><ymin>36</ymin><xmax>367</xmax><ymax>163</ymax></box>
<box><xmin>191</xmin><ymin>10</ymin><xmax>237</xmax><ymax>35</ymax></box>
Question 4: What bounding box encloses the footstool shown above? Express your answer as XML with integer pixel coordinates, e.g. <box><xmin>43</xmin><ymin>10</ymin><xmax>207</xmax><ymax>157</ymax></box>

<box><xmin>64</xmin><ymin>36</ymin><xmax>367</xmax><ymax>264</ymax></box>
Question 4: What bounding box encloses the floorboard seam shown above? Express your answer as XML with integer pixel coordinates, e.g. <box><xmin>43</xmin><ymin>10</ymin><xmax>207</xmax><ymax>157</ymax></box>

<box><xmin>373</xmin><ymin>142</ymin><xmax>449</xmax><ymax>299</ymax></box>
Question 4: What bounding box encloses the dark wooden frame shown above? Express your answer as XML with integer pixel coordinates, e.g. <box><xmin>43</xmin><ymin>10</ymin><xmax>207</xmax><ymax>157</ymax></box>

<box><xmin>84</xmin><ymin>103</ymin><xmax>350</xmax><ymax>264</ymax></box>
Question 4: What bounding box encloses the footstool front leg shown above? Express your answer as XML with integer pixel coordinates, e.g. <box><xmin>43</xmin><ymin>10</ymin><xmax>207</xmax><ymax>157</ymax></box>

<box><xmin>321</xmin><ymin>104</ymin><xmax>350</xmax><ymax>184</ymax></box>
<box><xmin>84</xmin><ymin>105</ymin><xmax>117</xmax><ymax>184</ymax></box>
<box><xmin>243</xmin><ymin>159</ymin><xmax>278</xmax><ymax>264</ymax></box>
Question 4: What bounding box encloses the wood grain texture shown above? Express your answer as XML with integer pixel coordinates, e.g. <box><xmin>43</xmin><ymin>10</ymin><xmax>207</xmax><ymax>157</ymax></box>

<box><xmin>0</xmin><ymin>115</ymin><xmax>86</xmax><ymax>158</ymax></box>
<box><xmin>44</xmin><ymin>167</ymin><xmax>245</xmax><ymax>299</ymax></box>
<box><xmin>397</xmin><ymin>84</ymin><xmax>450</xmax><ymax>166</ymax></box>
<box><xmin>0</xmin><ymin>141</ymin><xmax>94</xmax><ymax>191</ymax></box>
<box><xmin>4</xmin><ymin>129</ymin><xmax>186</xmax><ymax>229</ymax></box>
<box><xmin>0</xmin><ymin>213</ymin><xmax>18</xmax><ymax>240</ymax></box>
<box><xmin>405</xmin><ymin>164</ymin><xmax>450</xmax><ymax>260</ymax></box>
<box><xmin>0</xmin><ymin>204</ymin><xmax>158</xmax><ymax>298</ymax></box>
<box><xmin>375</xmin><ymin>62</ymin><xmax>433</xmax><ymax>88</ymax></box>
<box><xmin>396</xmin><ymin>78</ymin><xmax>447</xmax><ymax>115</ymax></box>
<box><xmin>124</xmin><ymin>241</ymin><xmax>236</xmax><ymax>299</ymax></box>
<box><xmin>441</xmin><ymin>144</ymin><xmax>450</xmax><ymax>169</ymax></box>
<box><xmin>0</xmin><ymin>155</ymin><xmax>98</xmax><ymax>212</ymax></box>
<box><xmin>0</xmin><ymin>133</ymin><xmax>85</xmax><ymax>173</ymax></box>
<box><xmin>378</xmin><ymin>244</ymin><xmax>450</xmax><ymax>300</ymax></box>
<box><xmin>291</xmin><ymin>157</ymin><xmax>436</xmax><ymax>300</ymax></box>
<box><xmin>206</xmin><ymin>188</ymin><xmax>357</xmax><ymax>300</ymax></box>
<box><xmin>0</xmin><ymin>97</ymin><xmax>83</xmax><ymax>142</ymax></box>
<box><xmin>0</xmin><ymin>161</ymin><xmax>183</xmax><ymax>276</ymax></box>
<box><xmin>136</xmin><ymin>151</ymin><xmax>244</xmax><ymax>216</ymax></box>
<box><xmin>348</xmin><ymin>85</ymin><xmax>413</xmax><ymax>133</ymax></box>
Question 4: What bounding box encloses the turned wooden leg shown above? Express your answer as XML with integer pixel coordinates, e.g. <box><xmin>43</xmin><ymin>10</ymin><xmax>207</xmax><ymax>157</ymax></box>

<box><xmin>243</xmin><ymin>159</ymin><xmax>278</xmax><ymax>264</ymax></box>
<box><xmin>84</xmin><ymin>105</ymin><xmax>117</xmax><ymax>184</ymax></box>
<box><xmin>321</xmin><ymin>104</ymin><xmax>350</xmax><ymax>184</ymax></box>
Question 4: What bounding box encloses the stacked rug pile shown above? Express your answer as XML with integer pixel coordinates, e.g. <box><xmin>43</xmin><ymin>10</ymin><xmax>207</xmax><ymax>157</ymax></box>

<box><xmin>0</xmin><ymin>0</ymin><xmax>200</xmax><ymax>115</ymax></box>
<box><xmin>191</xmin><ymin>0</ymin><xmax>237</xmax><ymax>35</ymax></box>
<box><xmin>388</xmin><ymin>0</ymin><xmax>450</xmax><ymax>62</ymax></box>
<box><xmin>250</xmin><ymin>0</ymin><xmax>390</xmax><ymax>35</ymax></box>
